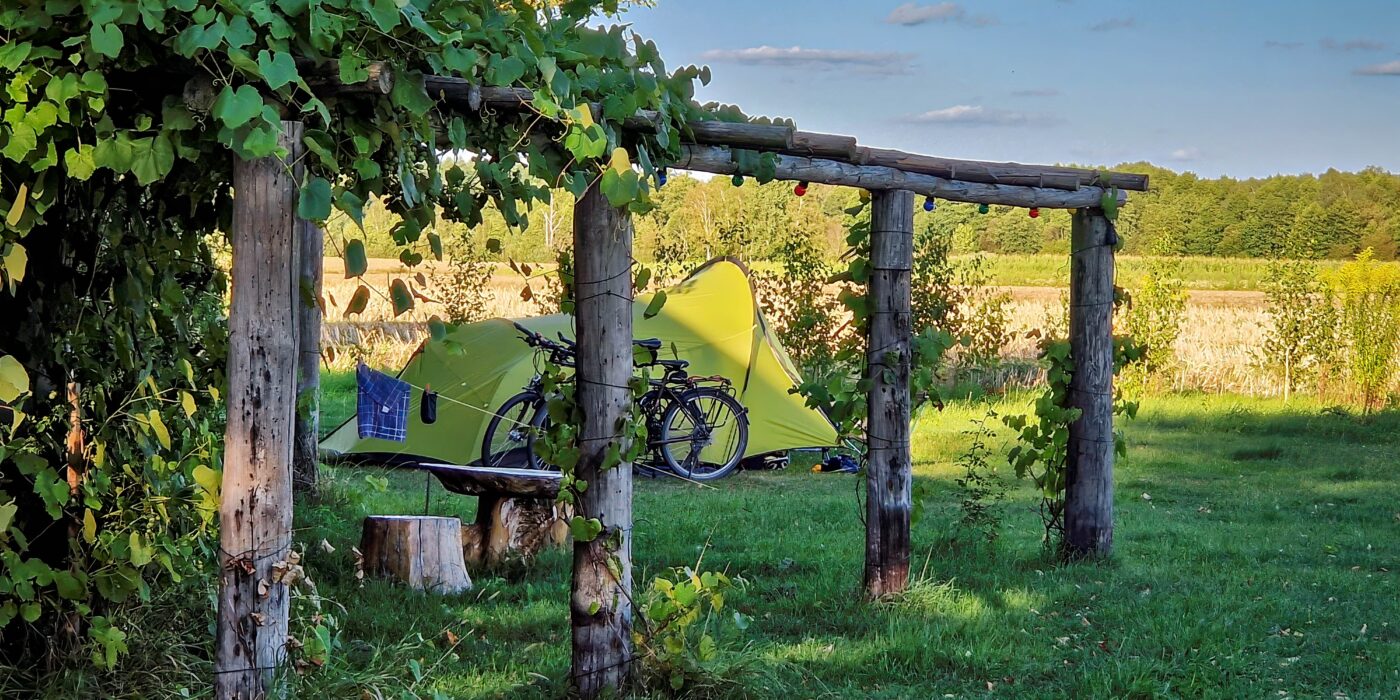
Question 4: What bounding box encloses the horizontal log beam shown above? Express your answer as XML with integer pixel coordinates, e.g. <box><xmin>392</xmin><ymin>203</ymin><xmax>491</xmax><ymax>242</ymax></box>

<box><xmin>857</xmin><ymin>147</ymin><xmax>1147</xmax><ymax>192</ymax></box>
<box><xmin>314</xmin><ymin>62</ymin><xmax>1147</xmax><ymax>197</ymax></box>
<box><xmin>675</xmin><ymin>145</ymin><xmax>1128</xmax><ymax>209</ymax></box>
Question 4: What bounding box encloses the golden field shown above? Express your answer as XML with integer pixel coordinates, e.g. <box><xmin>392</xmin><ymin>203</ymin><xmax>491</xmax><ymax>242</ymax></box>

<box><xmin>321</xmin><ymin>258</ymin><xmax>1279</xmax><ymax>395</ymax></box>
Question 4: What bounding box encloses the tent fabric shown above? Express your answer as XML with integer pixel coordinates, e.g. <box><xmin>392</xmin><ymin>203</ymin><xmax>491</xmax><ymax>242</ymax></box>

<box><xmin>320</xmin><ymin>258</ymin><xmax>840</xmax><ymax>466</ymax></box>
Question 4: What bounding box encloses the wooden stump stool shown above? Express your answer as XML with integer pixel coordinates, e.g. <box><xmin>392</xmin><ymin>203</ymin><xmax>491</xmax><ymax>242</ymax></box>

<box><xmin>359</xmin><ymin>515</ymin><xmax>472</xmax><ymax>594</ymax></box>
<box><xmin>425</xmin><ymin>464</ymin><xmax>569</xmax><ymax>569</ymax></box>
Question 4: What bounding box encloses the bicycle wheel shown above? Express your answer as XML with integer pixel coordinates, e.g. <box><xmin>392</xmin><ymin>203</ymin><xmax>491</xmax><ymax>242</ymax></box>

<box><xmin>658</xmin><ymin>387</ymin><xmax>749</xmax><ymax>481</ymax></box>
<box><xmin>481</xmin><ymin>392</ymin><xmax>546</xmax><ymax>469</ymax></box>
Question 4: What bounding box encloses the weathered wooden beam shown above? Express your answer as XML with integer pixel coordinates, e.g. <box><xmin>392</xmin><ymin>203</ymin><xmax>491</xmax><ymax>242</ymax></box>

<box><xmin>676</xmin><ymin>145</ymin><xmax>1127</xmax><ymax>209</ymax></box>
<box><xmin>858</xmin><ymin>147</ymin><xmax>1147</xmax><ymax>192</ymax></box>
<box><xmin>292</xmin><ymin>220</ymin><xmax>323</xmax><ymax>494</ymax></box>
<box><xmin>787</xmin><ymin>131</ymin><xmax>859</xmax><ymax>161</ymax></box>
<box><xmin>865</xmin><ymin>189</ymin><xmax>914</xmax><ymax>599</ymax></box>
<box><xmin>570</xmin><ymin>185</ymin><xmax>635</xmax><ymax>698</ymax></box>
<box><xmin>1063</xmin><ymin>208</ymin><xmax>1117</xmax><ymax>559</ymax></box>
<box><xmin>312</xmin><ymin>63</ymin><xmax>1145</xmax><ymax>194</ymax></box>
<box><xmin>217</xmin><ymin>121</ymin><xmax>302</xmax><ymax>698</ymax></box>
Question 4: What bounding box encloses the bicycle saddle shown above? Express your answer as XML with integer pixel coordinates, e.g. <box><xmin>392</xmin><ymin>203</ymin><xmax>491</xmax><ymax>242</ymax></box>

<box><xmin>656</xmin><ymin>358</ymin><xmax>689</xmax><ymax>370</ymax></box>
<box><xmin>633</xmin><ymin>338</ymin><xmax>662</xmax><ymax>350</ymax></box>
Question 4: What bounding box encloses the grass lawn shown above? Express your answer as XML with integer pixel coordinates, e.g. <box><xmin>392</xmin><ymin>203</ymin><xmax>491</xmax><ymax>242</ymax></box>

<box><xmin>300</xmin><ymin>373</ymin><xmax>1400</xmax><ymax>698</ymax></box>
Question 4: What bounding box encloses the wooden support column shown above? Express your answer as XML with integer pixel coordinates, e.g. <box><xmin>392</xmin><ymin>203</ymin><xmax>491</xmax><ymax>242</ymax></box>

<box><xmin>217</xmin><ymin>121</ymin><xmax>303</xmax><ymax>699</ymax></box>
<box><xmin>570</xmin><ymin>185</ymin><xmax>635</xmax><ymax>697</ymax></box>
<box><xmin>293</xmin><ymin>220</ymin><xmax>323</xmax><ymax>494</ymax></box>
<box><xmin>864</xmin><ymin>189</ymin><xmax>915</xmax><ymax>599</ymax></box>
<box><xmin>1064</xmin><ymin>208</ymin><xmax>1117</xmax><ymax>559</ymax></box>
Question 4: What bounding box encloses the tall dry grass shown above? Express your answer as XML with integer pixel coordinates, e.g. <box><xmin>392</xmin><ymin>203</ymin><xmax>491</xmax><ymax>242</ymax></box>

<box><xmin>321</xmin><ymin>258</ymin><xmax>1285</xmax><ymax>396</ymax></box>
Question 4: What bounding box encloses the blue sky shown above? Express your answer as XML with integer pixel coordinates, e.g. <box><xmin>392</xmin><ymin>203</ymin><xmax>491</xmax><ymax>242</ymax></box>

<box><xmin>616</xmin><ymin>1</ymin><xmax>1400</xmax><ymax>178</ymax></box>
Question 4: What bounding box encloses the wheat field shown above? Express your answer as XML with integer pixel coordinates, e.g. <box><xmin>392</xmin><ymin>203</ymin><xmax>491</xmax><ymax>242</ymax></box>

<box><xmin>320</xmin><ymin>258</ymin><xmax>1279</xmax><ymax>395</ymax></box>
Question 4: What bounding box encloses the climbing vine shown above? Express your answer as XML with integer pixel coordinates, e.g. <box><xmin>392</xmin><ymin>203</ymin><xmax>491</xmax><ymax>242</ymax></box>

<box><xmin>1003</xmin><ymin>328</ymin><xmax>1146</xmax><ymax>546</ymax></box>
<box><xmin>0</xmin><ymin>0</ymin><xmax>758</xmax><ymax>668</ymax></box>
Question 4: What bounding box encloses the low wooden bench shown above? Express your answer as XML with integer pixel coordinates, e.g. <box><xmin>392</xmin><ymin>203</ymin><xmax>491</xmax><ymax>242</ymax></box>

<box><xmin>423</xmin><ymin>463</ymin><xmax>571</xmax><ymax>568</ymax></box>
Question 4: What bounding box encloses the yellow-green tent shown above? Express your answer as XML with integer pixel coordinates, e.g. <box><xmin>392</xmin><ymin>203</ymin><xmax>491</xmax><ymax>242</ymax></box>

<box><xmin>320</xmin><ymin>258</ymin><xmax>838</xmax><ymax>466</ymax></box>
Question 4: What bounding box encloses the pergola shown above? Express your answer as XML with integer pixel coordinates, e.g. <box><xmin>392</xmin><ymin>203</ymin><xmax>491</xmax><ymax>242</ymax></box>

<box><xmin>219</xmin><ymin>65</ymin><xmax>1146</xmax><ymax>697</ymax></box>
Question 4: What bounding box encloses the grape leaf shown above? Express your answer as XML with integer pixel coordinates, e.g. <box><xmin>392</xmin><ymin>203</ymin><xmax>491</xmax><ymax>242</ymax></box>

<box><xmin>343</xmin><ymin>239</ymin><xmax>368</xmax><ymax>278</ymax></box>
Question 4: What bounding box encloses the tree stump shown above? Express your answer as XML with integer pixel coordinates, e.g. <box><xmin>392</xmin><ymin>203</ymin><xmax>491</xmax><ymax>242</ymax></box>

<box><xmin>424</xmin><ymin>464</ymin><xmax>570</xmax><ymax>569</ymax></box>
<box><xmin>461</xmin><ymin>496</ymin><xmax>572</xmax><ymax>568</ymax></box>
<box><xmin>359</xmin><ymin>516</ymin><xmax>472</xmax><ymax>594</ymax></box>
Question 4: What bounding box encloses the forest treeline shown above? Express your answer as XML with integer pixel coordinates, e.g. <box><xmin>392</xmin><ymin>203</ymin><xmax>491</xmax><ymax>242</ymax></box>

<box><xmin>326</xmin><ymin>162</ymin><xmax>1400</xmax><ymax>264</ymax></box>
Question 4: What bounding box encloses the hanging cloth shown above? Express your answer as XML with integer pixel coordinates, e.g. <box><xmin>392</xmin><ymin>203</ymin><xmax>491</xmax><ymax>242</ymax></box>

<box><xmin>356</xmin><ymin>362</ymin><xmax>410</xmax><ymax>442</ymax></box>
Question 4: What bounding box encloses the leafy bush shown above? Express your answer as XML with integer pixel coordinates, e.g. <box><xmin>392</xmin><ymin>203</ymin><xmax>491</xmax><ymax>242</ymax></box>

<box><xmin>1328</xmin><ymin>249</ymin><xmax>1400</xmax><ymax>412</ymax></box>
<box><xmin>753</xmin><ymin>227</ymin><xmax>843</xmax><ymax>378</ymax></box>
<box><xmin>1</xmin><ymin>177</ymin><xmax>227</xmax><ymax>665</ymax></box>
<box><xmin>1259</xmin><ymin>259</ymin><xmax>1338</xmax><ymax>401</ymax></box>
<box><xmin>435</xmin><ymin>233</ymin><xmax>496</xmax><ymax>326</ymax></box>
<box><xmin>1121</xmin><ymin>260</ymin><xmax>1189</xmax><ymax>393</ymax></box>
<box><xmin>634</xmin><ymin>565</ymin><xmax>752</xmax><ymax>695</ymax></box>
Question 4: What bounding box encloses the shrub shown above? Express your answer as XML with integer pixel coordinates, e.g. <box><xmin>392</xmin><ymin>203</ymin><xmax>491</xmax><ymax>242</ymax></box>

<box><xmin>753</xmin><ymin>229</ymin><xmax>843</xmax><ymax>378</ymax></box>
<box><xmin>1121</xmin><ymin>260</ymin><xmax>1189</xmax><ymax>393</ymax></box>
<box><xmin>1328</xmin><ymin>249</ymin><xmax>1400</xmax><ymax>412</ymax></box>
<box><xmin>634</xmin><ymin>565</ymin><xmax>752</xmax><ymax>695</ymax></box>
<box><xmin>1259</xmin><ymin>259</ymin><xmax>1337</xmax><ymax>401</ymax></box>
<box><xmin>435</xmin><ymin>233</ymin><xmax>496</xmax><ymax>325</ymax></box>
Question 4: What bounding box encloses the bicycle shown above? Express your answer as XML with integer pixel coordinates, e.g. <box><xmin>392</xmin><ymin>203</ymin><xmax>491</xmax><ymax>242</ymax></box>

<box><xmin>480</xmin><ymin>323</ymin><xmax>750</xmax><ymax>481</ymax></box>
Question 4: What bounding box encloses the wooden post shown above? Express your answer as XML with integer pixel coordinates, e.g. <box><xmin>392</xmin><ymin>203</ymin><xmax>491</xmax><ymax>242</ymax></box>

<box><xmin>569</xmin><ymin>185</ymin><xmax>635</xmax><ymax>697</ymax></box>
<box><xmin>293</xmin><ymin>220</ymin><xmax>323</xmax><ymax>494</ymax></box>
<box><xmin>216</xmin><ymin>121</ymin><xmax>303</xmax><ymax>699</ymax></box>
<box><xmin>1064</xmin><ymin>208</ymin><xmax>1117</xmax><ymax>559</ymax></box>
<box><xmin>864</xmin><ymin>189</ymin><xmax>914</xmax><ymax>599</ymax></box>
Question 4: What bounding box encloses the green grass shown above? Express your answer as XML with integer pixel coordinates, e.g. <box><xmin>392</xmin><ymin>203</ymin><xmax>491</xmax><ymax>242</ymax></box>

<box><xmin>298</xmin><ymin>374</ymin><xmax>1400</xmax><ymax>698</ymax></box>
<box><xmin>970</xmin><ymin>253</ymin><xmax>1368</xmax><ymax>291</ymax></box>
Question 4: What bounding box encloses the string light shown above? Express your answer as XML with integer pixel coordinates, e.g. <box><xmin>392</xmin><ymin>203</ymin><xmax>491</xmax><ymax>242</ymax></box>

<box><xmin>731</xmin><ymin>173</ymin><xmax>744</xmax><ymax>187</ymax></box>
<box><xmin>794</xmin><ymin>181</ymin><xmax>808</xmax><ymax>197</ymax></box>
<box><xmin>923</xmin><ymin>196</ymin><xmax>936</xmax><ymax>212</ymax></box>
<box><xmin>1029</xmin><ymin>207</ymin><xmax>1040</xmax><ymax>218</ymax></box>
<box><xmin>978</xmin><ymin>203</ymin><xmax>989</xmax><ymax>214</ymax></box>
<box><xmin>657</xmin><ymin>168</ymin><xmax>668</xmax><ymax>187</ymax></box>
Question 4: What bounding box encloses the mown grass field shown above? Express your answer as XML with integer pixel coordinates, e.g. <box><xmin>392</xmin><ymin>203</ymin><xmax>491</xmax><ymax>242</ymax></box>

<box><xmin>296</xmin><ymin>373</ymin><xmax>1400</xmax><ymax>698</ymax></box>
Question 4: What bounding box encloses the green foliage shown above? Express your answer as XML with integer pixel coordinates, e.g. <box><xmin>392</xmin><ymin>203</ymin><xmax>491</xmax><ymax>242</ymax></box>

<box><xmin>950</xmin><ymin>410</ymin><xmax>1005</xmax><ymax>546</ymax></box>
<box><xmin>1259</xmin><ymin>258</ymin><xmax>1338</xmax><ymax>401</ymax></box>
<box><xmin>0</xmin><ymin>178</ymin><xmax>227</xmax><ymax>663</ymax></box>
<box><xmin>634</xmin><ymin>563</ymin><xmax>751</xmax><ymax>694</ymax></box>
<box><xmin>436</xmin><ymin>233</ymin><xmax>495</xmax><ymax>326</ymax></box>
<box><xmin>0</xmin><ymin>0</ymin><xmax>731</xmax><ymax>668</ymax></box>
<box><xmin>1327</xmin><ymin>249</ymin><xmax>1400</xmax><ymax>412</ymax></box>
<box><xmin>1120</xmin><ymin>260</ymin><xmax>1189</xmax><ymax>393</ymax></box>
<box><xmin>1003</xmin><ymin>334</ymin><xmax>1146</xmax><ymax>545</ymax></box>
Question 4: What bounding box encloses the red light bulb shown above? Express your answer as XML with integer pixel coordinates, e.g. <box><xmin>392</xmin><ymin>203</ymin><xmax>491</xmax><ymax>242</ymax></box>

<box><xmin>1029</xmin><ymin>207</ymin><xmax>1040</xmax><ymax>218</ymax></box>
<box><xmin>794</xmin><ymin>181</ymin><xmax>808</xmax><ymax>197</ymax></box>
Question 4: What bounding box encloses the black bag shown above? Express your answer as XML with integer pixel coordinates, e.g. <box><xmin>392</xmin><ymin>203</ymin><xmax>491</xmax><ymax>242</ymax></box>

<box><xmin>420</xmin><ymin>386</ymin><xmax>438</xmax><ymax>425</ymax></box>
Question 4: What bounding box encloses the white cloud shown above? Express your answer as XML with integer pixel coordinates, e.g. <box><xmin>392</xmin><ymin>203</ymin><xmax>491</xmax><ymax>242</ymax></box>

<box><xmin>1169</xmin><ymin>147</ymin><xmax>1202</xmax><ymax>162</ymax></box>
<box><xmin>1089</xmin><ymin>17</ymin><xmax>1134</xmax><ymax>32</ymax></box>
<box><xmin>903</xmin><ymin>105</ymin><xmax>1054</xmax><ymax>127</ymax></box>
<box><xmin>1012</xmin><ymin>88</ymin><xmax>1060</xmax><ymax>98</ymax></box>
<box><xmin>1320</xmin><ymin>38</ymin><xmax>1387</xmax><ymax>51</ymax></box>
<box><xmin>699</xmin><ymin>46</ymin><xmax>915</xmax><ymax>72</ymax></box>
<box><xmin>1355</xmin><ymin>60</ymin><xmax>1400</xmax><ymax>76</ymax></box>
<box><xmin>1264</xmin><ymin>40</ymin><xmax>1304</xmax><ymax>50</ymax></box>
<box><xmin>884</xmin><ymin>2</ymin><xmax>996</xmax><ymax>27</ymax></box>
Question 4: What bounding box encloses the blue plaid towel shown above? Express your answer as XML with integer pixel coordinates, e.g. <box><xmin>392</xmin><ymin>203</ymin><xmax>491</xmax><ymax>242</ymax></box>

<box><xmin>357</xmin><ymin>363</ymin><xmax>410</xmax><ymax>442</ymax></box>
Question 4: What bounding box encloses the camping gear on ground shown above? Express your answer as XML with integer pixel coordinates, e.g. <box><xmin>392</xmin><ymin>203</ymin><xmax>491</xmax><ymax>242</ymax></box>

<box><xmin>321</xmin><ymin>257</ymin><xmax>840</xmax><ymax>468</ymax></box>
<box><xmin>741</xmin><ymin>453</ymin><xmax>789</xmax><ymax>471</ymax></box>
<box><xmin>356</xmin><ymin>363</ymin><xmax>409</xmax><ymax>442</ymax></box>
<box><xmin>814</xmin><ymin>453</ymin><xmax>860</xmax><ymax>474</ymax></box>
<box><xmin>481</xmin><ymin>323</ymin><xmax>751</xmax><ymax>480</ymax></box>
